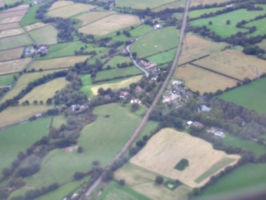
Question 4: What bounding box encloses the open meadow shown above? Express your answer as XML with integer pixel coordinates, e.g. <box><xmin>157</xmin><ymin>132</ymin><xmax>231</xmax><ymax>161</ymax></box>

<box><xmin>219</xmin><ymin>77</ymin><xmax>266</xmax><ymax>114</ymax></box>
<box><xmin>19</xmin><ymin>78</ymin><xmax>69</xmax><ymax>104</ymax></box>
<box><xmin>76</xmin><ymin>11</ymin><xmax>114</xmax><ymax>26</ymax></box>
<box><xmin>25</xmin><ymin>22</ymin><xmax>48</xmax><ymax>31</ymax></box>
<box><xmin>193</xmin><ymin>50</ymin><xmax>266</xmax><ymax>80</ymax></box>
<box><xmin>0</xmin><ymin>22</ymin><xmax>20</xmax><ymax>31</ymax></box>
<box><xmin>147</xmin><ymin>48</ymin><xmax>176</xmax><ymax>65</ymax></box>
<box><xmin>20</xmin><ymin>2</ymin><xmax>44</xmax><ymax>26</ymax></box>
<box><xmin>131</xmin><ymin>27</ymin><xmax>179</xmax><ymax>58</ymax></box>
<box><xmin>130</xmin><ymin>128</ymin><xmax>240</xmax><ymax>188</ymax></box>
<box><xmin>0</xmin><ymin>28</ymin><xmax>24</xmax><ymax>38</ymax></box>
<box><xmin>116</xmin><ymin>0</ymin><xmax>176</xmax><ymax>9</ymax></box>
<box><xmin>188</xmin><ymin>7</ymin><xmax>224</xmax><ymax>18</ymax></box>
<box><xmin>190</xmin><ymin>0</ymin><xmax>230</xmax><ymax>6</ymax></box>
<box><xmin>0</xmin><ymin>58</ymin><xmax>31</xmax><ymax>75</ymax></box>
<box><xmin>51</xmin><ymin>115</ymin><xmax>67</xmax><ymax>129</ymax></box>
<box><xmin>246</xmin><ymin>18</ymin><xmax>266</xmax><ymax>37</ymax></box>
<box><xmin>174</xmin><ymin>64</ymin><xmax>238</xmax><ymax>95</ymax></box>
<box><xmin>29</xmin><ymin>55</ymin><xmax>89</xmax><ymax>71</ymax></box>
<box><xmin>79</xmin><ymin>14</ymin><xmax>141</xmax><ymax>36</ymax></box>
<box><xmin>29</xmin><ymin>25</ymin><xmax>58</xmax><ymax>45</ymax></box>
<box><xmin>0</xmin><ymin>73</ymin><xmax>17</xmax><ymax>86</ymax></box>
<box><xmin>153</xmin><ymin>0</ymin><xmax>185</xmax><ymax>11</ymax></box>
<box><xmin>0</xmin><ymin>34</ymin><xmax>32</xmax><ymax>50</ymax></box>
<box><xmin>0</xmin><ymin>47</ymin><xmax>23</xmax><ymax>61</ymax></box>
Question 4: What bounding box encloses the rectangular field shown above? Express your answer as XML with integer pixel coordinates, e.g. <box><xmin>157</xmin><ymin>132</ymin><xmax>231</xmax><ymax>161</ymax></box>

<box><xmin>0</xmin><ymin>16</ymin><xmax>23</xmax><ymax>23</ymax></box>
<box><xmin>174</xmin><ymin>64</ymin><xmax>238</xmax><ymax>95</ymax></box>
<box><xmin>193</xmin><ymin>50</ymin><xmax>266</xmax><ymax>81</ymax></box>
<box><xmin>76</xmin><ymin>11</ymin><xmax>114</xmax><ymax>26</ymax></box>
<box><xmin>0</xmin><ymin>58</ymin><xmax>31</xmax><ymax>75</ymax></box>
<box><xmin>0</xmin><ymin>34</ymin><xmax>32</xmax><ymax>50</ymax></box>
<box><xmin>0</xmin><ymin>47</ymin><xmax>24</xmax><ymax>61</ymax></box>
<box><xmin>188</xmin><ymin>7</ymin><xmax>224</xmax><ymax>19</ymax></box>
<box><xmin>0</xmin><ymin>73</ymin><xmax>17</xmax><ymax>86</ymax></box>
<box><xmin>147</xmin><ymin>48</ymin><xmax>176</xmax><ymax>65</ymax></box>
<box><xmin>130</xmin><ymin>128</ymin><xmax>240</xmax><ymax>188</ymax></box>
<box><xmin>0</xmin><ymin>9</ymin><xmax>28</xmax><ymax>18</ymax></box>
<box><xmin>116</xmin><ymin>0</ymin><xmax>176</xmax><ymax>9</ymax></box>
<box><xmin>79</xmin><ymin>14</ymin><xmax>141</xmax><ymax>36</ymax></box>
<box><xmin>0</xmin><ymin>28</ymin><xmax>24</xmax><ymax>38</ymax></box>
<box><xmin>0</xmin><ymin>22</ymin><xmax>20</xmax><ymax>31</ymax></box>
<box><xmin>24</xmin><ymin>22</ymin><xmax>48</xmax><ymax>31</ymax></box>
<box><xmin>47</xmin><ymin>3</ymin><xmax>96</xmax><ymax>18</ymax></box>
<box><xmin>29</xmin><ymin>56</ymin><xmax>89</xmax><ymax>71</ymax></box>
<box><xmin>29</xmin><ymin>25</ymin><xmax>58</xmax><ymax>45</ymax></box>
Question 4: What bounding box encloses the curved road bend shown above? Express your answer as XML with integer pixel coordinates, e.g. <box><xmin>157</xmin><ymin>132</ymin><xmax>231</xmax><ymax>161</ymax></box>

<box><xmin>85</xmin><ymin>0</ymin><xmax>191</xmax><ymax>197</ymax></box>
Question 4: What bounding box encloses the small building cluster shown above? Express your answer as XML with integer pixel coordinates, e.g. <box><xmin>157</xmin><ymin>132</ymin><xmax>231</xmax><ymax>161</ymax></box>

<box><xmin>187</xmin><ymin>121</ymin><xmax>204</xmax><ymax>128</ymax></box>
<box><xmin>130</xmin><ymin>98</ymin><xmax>141</xmax><ymax>104</ymax></box>
<box><xmin>71</xmin><ymin>104</ymin><xmax>86</xmax><ymax>112</ymax></box>
<box><xmin>139</xmin><ymin>60</ymin><xmax>156</xmax><ymax>69</ymax></box>
<box><xmin>207</xmin><ymin>127</ymin><xmax>225</xmax><ymax>138</ymax></box>
<box><xmin>24</xmin><ymin>47</ymin><xmax>35</xmax><ymax>55</ymax></box>
<box><xmin>36</xmin><ymin>45</ymin><xmax>49</xmax><ymax>55</ymax></box>
<box><xmin>154</xmin><ymin>24</ymin><xmax>162</xmax><ymax>30</ymax></box>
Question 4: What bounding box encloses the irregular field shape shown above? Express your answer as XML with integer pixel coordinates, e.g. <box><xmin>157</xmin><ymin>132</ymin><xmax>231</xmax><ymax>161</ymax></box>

<box><xmin>0</xmin><ymin>16</ymin><xmax>23</xmax><ymax>23</ymax></box>
<box><xmin>193</xmin><ymin>50</ymin><xmax>266</xmax><ymax>80</ymax></box>
<box><xmin>76</xmin><ymin>11</ymin><xmax>114</xmax><ymax>26</ymax></box>
<box><xmin>91</xmin><ymin>75</ymin><xmax>142</xmax><ymax>95</ymax></box>
<box><xmin>116</xmin><ymin>0</ymin><xmax>175</xmax><ymax>9</ymax></box>
<box><xmin>24</xmin><ymin>22</ymin><xmax>48</xmax><ymax>31</ymax></box>
<box><xmin>175</xmin><ymin>64</ymin><xmax>238</xmax><ymax>95</ymax></box>
<box><xmin>29</xmin><ymin>55</ymin><xmax>89</xmax><ymax>70</ymax></box>
<box><xmin>47</xmin><ymin>3</ymin><xmax>95</xmax><ymax>18</ymax></box>
<box><xmin>52</xmin><ymin>115</ymin><xmax>67</xmax><ymax>128</ymax></box>
<box><xmin>131</xmin><ymin>27</ymin><xmax>179</xmax><ymax>58</ymax></box>
<box><xmin>0</xmin><ymin>28</ymin><xmax>24</xmax><ymax>38</ymax></box>
<box><xmin>0</xmin><ymin>47</ymin><xmax>23</xmax><ymax>61</ymax></box>
<box><xmin>153</xmin><ymin>0</ymin><xmax>185</xmax><ymax>11</ymax></box>
<box><xmin>19</xmin><ymin>78</ymin><xmax>69</xmax><ymax>104</ymax></box>
<box><xmin>258</xmin><ymin>39</ymin><xmax>266</xmax><ymax>51</ymax></box>
<box><xmin>0</xmin><ymin>34</ymin><xmax>32</xmax><ymax>50</ymax></box>
<box><xmin>246</xmin><ymin>18</ymin><xmax>266</xmax><ymax>37</ymax></box>
<box><xmin>0</xmin><ymin>105</ymin><xmax>52</xmax><ymax>128</ymax></box>
<box><xmin>0</xmin><ymin>58</ymin><xmax>31</xmax><ymax>75</ymax></box>
<box><xmin>178</xmin><ymin>33</ymin><xmax>227</xmax><ymax>64</ymax></box>
<box><xmin>48</xmin><ymin>0</ymin><xmax>74</xmax><ymax>10</ymax></box>
<box><xmin>29</xmin><ymin>25</ymin><xmax>58</xmax><ymax>45</ymax></box>
<box><xmin>79</xmin><ymin>14</ymin><xmax>141</xmax><ymax>36</ymax></box>
<box><xmin>0</xmin><ymin>9</ymin><xmax>27</xmax><ymax>18</ymax></box>
<box><xmin>130</xmin><ymin>128</ymin><xmax>240</xmax><ymax>188</ymax></box>
<box><xmin>115</xmin><ymin>164</ymin><xmax>192</xmax><ymax>200</ymax></box>
<box><xmin>0</xmin><ymin>22</ymin><xmax>20</xmax><ymax>31</ymax></box>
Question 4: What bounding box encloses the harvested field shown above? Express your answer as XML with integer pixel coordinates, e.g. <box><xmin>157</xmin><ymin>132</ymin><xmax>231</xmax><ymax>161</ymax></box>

<box><xmin>0</xmin><ymin>105</ymin><xmax>52</xmax><ymax>128</ymax></box>
<box><xmin>130</xmin><ymin>128</ymin><xmax>240</xmax><ymax>188</ymax></box>
<box><xmin>0</xmin><ymin>16</ymin><xmax>23</xmax><ymax>23</ymax></box>
<box><xmin>91</xmin><ymin>75</ymin><xmax>142</xmax><ymax>95</ymax></box>
<box><xmin>193</xmin><ymin>50</ymin><xmax>266</xmax><ymax>80</ymax></box>
<box><xmin>29</xmin><ymin>56</ymin><xmax>89</xmax><ymax>71</ymax></box>
<box><xmin>79</xmin><ymin>14</ymin><xmax>141</xmax><ymax>36</ymax></box>
<box><xmin>0</xmin><ymin>34</ymin><xmax>32</xmax><ymax>50</ymax></box>
<box><xmin>115</xmin><ymin>164</ymin><xmax>192</xmax><ymax>200</ymax></box>
<box><xmin>0</xmin><ymin>22</ymin><xmax>20</xmax><ymax>31</ymax></box>
<box><xmin>0</xmin><ymin>28</ymin><xmax>24</xmax><ymax>38</ymax></box>
<box><xmin>0</xmin><ymin>47</ymin><xmax>23</xmax><ymax>61</ymax></box>
<box><xmin>25</xmin><ymin>22</ymin><xmax>48</xmax><ymax>31</ymax></box>
<box><xmin>153</xmin><ymin>0</ymin><xmax>185</xmax><ymax>11</ymax></box>
<box><xmin>2</xmin><ymin>4</ymin><xmax>29</xmax><ymax>11</ymax></box>
<box><xmin>178</xmin><ymin>33</ymin><xmax>227</xmax><ymax>65</ymax></box>
<box><xmin>76</xmin><ymin>11</ymin><xmax>114</xmax><ymax>26</ymax></box>
<box><xmin>175</xmin><ymin>64</ymin><xmax>238</xmax><ymax>95</ymax></box>
<box><xmin>258</xmin><ymin>39</ymin><xmax>266</xmax><ymax>51</ymax></box>
<box><xmin>47</xmin><ymin>3</ymin><xmax>95</xmax><ymax>18</ymax></box>
<box><xmin>116</xmin><ymin>0</ymin><xmax>176</xmax><ymax>9</ymax></box>
<box><xmin>19</xmin><ymin>78</ymin><xmax>69</xmax><ymax>104</ymax></box>
<box><xmin>0</xmin><ymin>9</ymin><xmax>27</xmax><ymax>19</ymax></box>
<box><xmin>190</xmin><ymin>0</ymin><xmax>231</xmax><ymax>6</ymax></box>
<box><xmin>29</xmin><ymin>25</ymin><xmax>58</xmax><ymax>45</ymax></box>
<box><xmin>48</xmin><ymin>0</ymin><xmax>74</xmax><ymax>10</ymax></box>
<box><xmin>0</xmin><ymin>58</ymin><xmax>31</xmax><ymax>75</ymax></box>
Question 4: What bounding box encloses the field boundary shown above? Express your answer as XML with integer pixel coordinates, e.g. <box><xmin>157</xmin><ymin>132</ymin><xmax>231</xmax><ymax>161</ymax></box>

<box><xmin>79</xmin><ymin>13</ymin><xmax>116</xmax><ymax>28</ymax></box>
<box><xmin>152</xmin><ymin>0</ymin><xmax>183</xmax><ymax>11</ymax></box>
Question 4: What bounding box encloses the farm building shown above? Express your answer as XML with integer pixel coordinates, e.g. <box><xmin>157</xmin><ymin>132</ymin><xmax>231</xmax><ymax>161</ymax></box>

<box><xmin>207</xmin><ymin>127</ymin><xmax>225</xmax><ymax>138</ymax></box>
<box><xmin>154</xmin><ymin>24</ymin><xmax>162</xmax><ymax>29</ymax></box>
<box><xmin>187</xmin><ymin>121</ymin><xmax>204</xmax><ymax>128</ymax></box>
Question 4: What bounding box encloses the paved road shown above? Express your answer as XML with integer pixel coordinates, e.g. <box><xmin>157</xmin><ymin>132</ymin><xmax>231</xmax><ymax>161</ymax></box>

<box><xmin>85</xmin><ymin>0</ymin><xmax>191</xmax><ymax>197</ymax></box>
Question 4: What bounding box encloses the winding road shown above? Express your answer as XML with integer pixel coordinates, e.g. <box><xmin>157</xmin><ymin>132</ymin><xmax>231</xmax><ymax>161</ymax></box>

<box><xmin>85</xmin><ymin>0</ymin><xmax>191</xmax><ymax>198</ymax></box>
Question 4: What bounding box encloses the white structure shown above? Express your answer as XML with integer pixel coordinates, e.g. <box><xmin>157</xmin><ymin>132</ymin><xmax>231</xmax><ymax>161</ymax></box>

<box><xmin>187</xmin><ymin>121</ymin><xmax>193</xmax><ymax>126</ymax></box>
<box><xmin>154</xmin><ymin>24</ymin><xmax>162</xmax><ymax>29</ymax></box>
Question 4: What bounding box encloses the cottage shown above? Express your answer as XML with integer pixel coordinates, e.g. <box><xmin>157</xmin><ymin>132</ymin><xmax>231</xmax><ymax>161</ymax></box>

<box><xmin>135</xmin><ymin>86</ymin><xmax>143</xmax><ymax>93</ymax></box>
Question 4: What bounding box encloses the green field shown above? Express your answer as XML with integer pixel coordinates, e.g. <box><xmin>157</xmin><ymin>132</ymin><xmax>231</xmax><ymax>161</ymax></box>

<box><xmin>0</xmin><ymin>34</ymin><xmax>32</xmax><ymax>50</ymax></box>
<box><xmin>219</xmin><ymin>77</ymin><xmax>266</xmax><ymax>114</ymax></box>
<box><xmin>21</xmin><ymin>2</ymin><xmax>44</xmax><ymax>26</ymax></box>
<box><xmin>99</xmin><ymin>182</ymin><xmax>150</xmax><ymax>200</ymax></box>
<box><xmin>190</xmin><ymin>9</ymin><xmax>266</xmax><ymax>38</ymax></box>
<box><xmin>246</xmin><ymin>18</ymin><xmax>266</xmax><ymax>37</ymax></box>
<box><xmin>147</xmin><ymin>48</ymin><xmax>176</xmax><ymax>64</ymax></box>
<box><xmin>200</xmin><ymin>163</ymin><xmax>266</xmax><ymax>197</ymax></box>
<box><xmin>0</xmin><ymin>73</ymin><xmax>17</xmax><ymax>86</ymax></box>
<box><xmin>52</xmin><ymin>115</ymin><xmax>67</xmax><ymax>128</ymax></box>
<box><xmin>29</xmin><ymin>25</ymin><xmax>58</xmax><ymax>45</ymax></box>
<box><xmin>223</xmin><ymin>133</ymin><xmax>266</xmax><ymax>157</ymax></box>
<box><xmin>116</xmin><ymin>0</ymin><xmax>175</xmax><ymax>9</ymax></box>
<box><xmin>95</xmin><ymin>67</ymin><xmax>142</xmax><ymax>82</ymax></box>
<box><xmin>103</xmin><ymin>56</ymin><xmax>132</xmax><ymax>69</ymax></box>
<box><xmin>131</xmin><ymin>26</ymin><xmax>179</xmax><ymax>58</ymax></box>
<box><xmin>188</xmin><ymin>7</ymin><xmax>224</xmax><ymax>18</ymax></box>
<box><xmin>0</xmin><ymin>117</ymin><xmax>51</xmax><ymax>174</ymax></box>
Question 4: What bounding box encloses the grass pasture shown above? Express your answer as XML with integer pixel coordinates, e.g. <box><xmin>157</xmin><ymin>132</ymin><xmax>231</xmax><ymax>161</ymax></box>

<box><xmin>20</xmin><ymin>2</ymin><xmax>44</xmax><ymax>26</ymax></box>
<box><xmin>219</xmin><ymin>77</ymin><xmax>266</xmax><ymax>114</ymax></box>
<box><xmin>174</xmin><ymin>64</ymin><xmax>238</xmax><ymax>95</ymax></box>
<box><xmin>0</xmin><ymin>117</ymin><xmax>51</xmax><ymax>174</ymax></box>
<box><xmin>188</xmin><ymin>7</ymin><xmax>224</xmax><ymax>18</ymax></box>
<box><xmin>76</xmin><ymin>11</ymin><xmax>114</xmax><ymax>26</ymax></box>
<box><xmin>153</xmin><ymin>0</ymin><xmax>185</xmax><ymax>11</ymax></box>
<box><xmin>0</xmin><ymin>47</ymin><xmax>23</xmax><ymax>61</ymax></box>
<box><xmin>0</xmin><ymin>34</ymin><xmax>32</xmax><ymax>50</ymax></box>
<box><xmin>0</xmin><ymin>73</ymin><xmax>17</xmax><ymax>86</ymax></box>
<box><xmin>0</xmin><ymin>58</ymin><xmax>31</xmax><ymax>75</ymax></box>
<box><xmin>103</xmin><ymin>56</ymin><xmax>132</xmax><ymax>69</ymax></box>
<box><xmin>29</xmin><ymin>25</ymin><xmax>58</xmax><ymax>45</ymax></box>
<box><xmin>130</xmin><ymin>128</ymin><xmax>240</xmax><ymax>188</ymax></box>
<box><xmin>47</xmin><ymin>3</ymin><xmax>95</xmax><ymax>18</ymax></box>
<box><xmin>52</xmin><ymin>115</ymin><xmax>67</xmax><ymax>129</ymax></box>
<box><xmin>131</xmin><ymin>27</ymin><xmax>179</xmax><ymax>58</ymax></box>
<box><xmin>193</xmin><ymin>50</ymin><xmax>266</xmax><ymax>81</ymax></box>
<box><xmin>24</xmin><ymin>22</ymin><xmax>48</xmax><ymax>31</ymax></box>
<box><xmin>19</xmin><ymin>78</ymin><xmax>69</xmax><ymax>104</ymax></box>
<box><xmin>116</xmin><ymin>0</ymin><xmax>176</xmax><ymax>9</ymax></box>
<box><xmin>246</xmin><ymin>18</ymin><xmax>266</xmax><ymax>37</ymax></box>
<box><xmin>0</xmin><ymin>22</ymin><xmax>20</xmax><ymax>31</ymax></box>
<box><xmin>147</xmin><ymin>48</ymin><xmax>176</xmax><ymax>65</ymax></box>
<box><xmin>0</xmin><ymin>28</ymin><xmax>24</xmax><ymax>38</ymax></box>
<box><xmin>190</xmin><ymin>0</ymin><xmax>230</xmax><ymax>6</ymax></box>
<box><xmin>48</xmin><ymin>0</ymin><xmax>74</xmax><ymax>10</ymax></box>
<box><xmin>79</xmin><ymin>14</ymin><xmax>141</xmax><ymax>36</ymax></box>
<box><xmin>29</xmin><ymin>55</ymin><xmax>89</xmax><ymax>71</ymax></box>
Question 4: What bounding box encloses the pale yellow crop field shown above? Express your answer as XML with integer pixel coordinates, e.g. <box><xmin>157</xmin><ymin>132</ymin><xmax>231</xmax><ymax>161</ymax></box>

<box><xmin>190</xmin><ymin>0</ymin><xmax>231</xmax><ymax>6</ymax></box>
<box><xmin>0</xmin><ymin>9</ymin><xmax>27</xmax><ymax>19</ymax></box>
<box><xmin>178</xmin><ymin>33</ymin><xmax>228</xmax><ymax>65</ymax></box>
<box><xmin>0</xmin><ymin>22</ymin><xmax>20</xmax><ymax>31</ymax></box>
<box><xmin>76</xmin><ymin>12</ymin><xmax>114</xmax><ymax>26</ymax></box>
<box><xmin>79</xmin><ymin>14</ymin><xmax>141</xmax><ymax>36</ymax></box>
<box><xmin>175</xmin><ymin>64</ymin><xmax>238</xmax><ymax>95</ymax></box>
<box><xmin>29</xmin><ymin>56</ymin><xmax>89</xmax><ymax>71</ymax></box>
<box><xmin>0</xmin><ymin>47</ymin><xmax>24</xmax><ymax>62</ymax></box>
<box><xmin>3</xmin><ymin>4</ymin><xmax>29</xmax><ymax>12</ymax></box>
<box><xmin>130</xmin><ymin>128</ymin><xmax>240</xmax><ymax>188</ymax></box>
<box><xmin>193</xmin><ymin>50</ymin><xmax>266</xmax><ymax>80</ymax></box>
<box><xmin>49</xmin><ymin>0</ymin><xmax>74</xmax><ymax>10</ymax></box>
<box><xmin>0</xmin><ymin>105</ymin><xmax>52</xmax><ymax>128</ymax></box>
<box><xmin>0</xmin><ymin>58</ymin><xmax>31</xmax><ymax>75</ymax></box>
<box><xmin>47</xmin><ymin>3</ymin><xmax>96</xmax><ymax>18</ymax></box>
<box><xmin>1</xmin><ymin>16</ymin><xmax>23</xmax><ymax>23</ymax></box>
<box><xmin>115</xmin><ymin>164</ymin><xmax>192</xmax><ymax>200</ymax></box>
<box><xmin>91</xmin><ymin>75</ymin><xmax>142</xmax><ymax>95</ymax></box>
<box><xmin>25</xmin><ymin>22</ymin><xmax>48</xmax><ymax>31</ymax></box>
<box><xmin>0</xmin><ymin>28</ymin><xmax>24</xmax><ymax>38</ymax></box>
<box><xmin>19</xmin><ymin>78</ymin><xmax>69</xmax><ymax>104</ymax></box>
<box><xmin>153</xmin><ymin>0</ymin><xmax>185</xmax><ymax>12</ymax></box>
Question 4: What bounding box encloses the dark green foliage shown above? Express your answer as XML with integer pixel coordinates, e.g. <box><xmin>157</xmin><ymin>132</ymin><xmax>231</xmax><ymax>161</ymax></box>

<box><xmin>155</xmin><ymin>175</ymin><xmax>164</xmax><ymax>185</ymax></box>
<box><xmin>174</xmin><ymin>159</ymin><xmax>189</xmax><ymax>171</ymax></box>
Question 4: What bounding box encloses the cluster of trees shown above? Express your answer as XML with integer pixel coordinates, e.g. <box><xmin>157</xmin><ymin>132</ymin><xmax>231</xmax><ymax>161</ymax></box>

<box><xmin>0</xmin><ymin>0</ymin><xmax>23</xmax><ymax>11</ymax></box>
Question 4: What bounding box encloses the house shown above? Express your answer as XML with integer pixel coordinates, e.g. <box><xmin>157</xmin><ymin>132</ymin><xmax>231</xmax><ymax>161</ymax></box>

<box><xmin>207</xmin><ymin>127</ymin><xmax>225</xmax><ymax>138</ymax></box>
<box><xmin>135</xmin><ymin>86</ymin><xmax>143</xmax><ymax>93</ymax></box>
<box><xmin>130</xmin><ymin>99</ymin><xmax>141</xmax><ymax>104</ymax></box>
<box><xmin>226</xmin><ymin>4</ymin><xmax>234</xmax><ymax>8</ymax></box>
<box><xmin>154</xmin><ymin>24</ymin><xmax>162</xmax><ymax>29</ymax></box>
<box><xmin>119</xmin><ymin>91</ymin><xmax>129</xmax><ymax>99</ymax></box>
<box><xmin>187</xmin><ymin>121</ymin><xmax>204</xmax><ymax>128</ymax></box>
<box><xmin>37</xmin><ymin>45</ymin><xmax>49</xmax><ymax>55</ymax></box>
<box><xmin>71</xmin><ymin>104</ymin><xmax>85</xmax><ymax>112</ymax></box>
<box><xmin>172</xmin><ymin>80</ymin><xmax>183</xmax><ymax>85</ymax></box>
<box><xmin>198</xmin><ymin>105</ymin><xmax>211</xmax><ymax>112</ymax></box>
